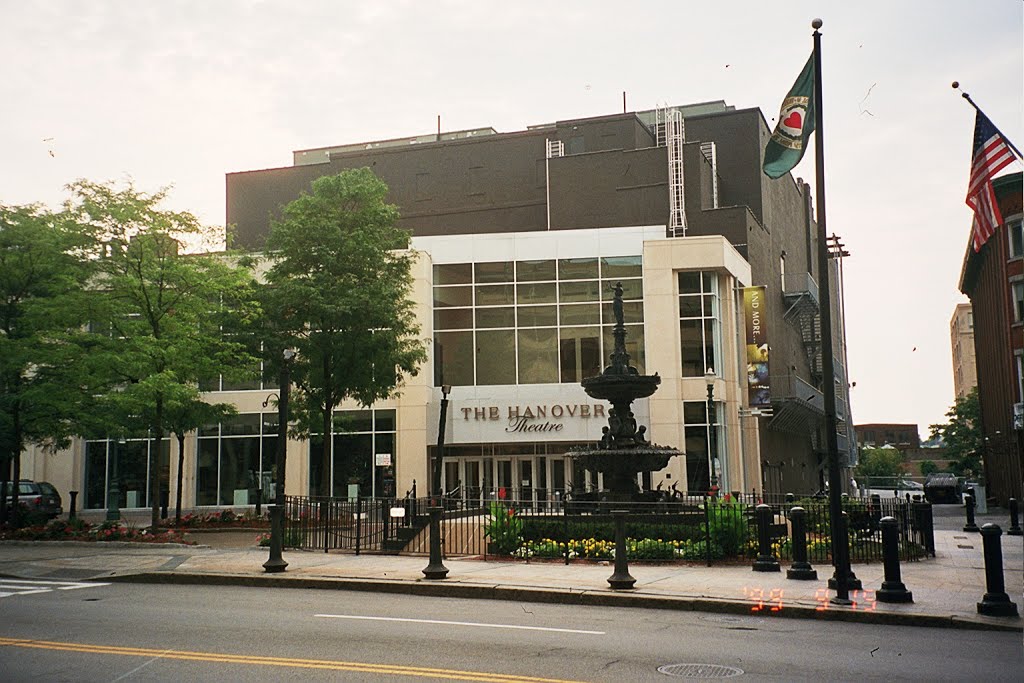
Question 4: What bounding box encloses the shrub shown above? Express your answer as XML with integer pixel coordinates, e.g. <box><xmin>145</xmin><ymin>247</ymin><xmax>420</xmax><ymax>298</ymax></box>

<box><xmin>706</xmin><ymin>499</ymin><xmax>750</xmax><ymax>556</ymax></box>
<box><xmin>484</xmin><ymin>502</ymin><xmax>523</xmax><ymax>555</ymax></box>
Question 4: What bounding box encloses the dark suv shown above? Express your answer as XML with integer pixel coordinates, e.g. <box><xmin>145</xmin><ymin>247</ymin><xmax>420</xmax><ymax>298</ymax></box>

<box><xmin>3</xmin><ymin>480</ymin><xmax>63</xmax><ymax>520</ymax></box>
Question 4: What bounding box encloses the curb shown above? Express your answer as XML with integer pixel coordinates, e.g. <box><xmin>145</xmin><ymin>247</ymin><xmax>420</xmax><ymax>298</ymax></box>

<box><xmin>108</xmin><ymin>571</ymin><xmax>1023</xmax><ymax>633</ymax></box>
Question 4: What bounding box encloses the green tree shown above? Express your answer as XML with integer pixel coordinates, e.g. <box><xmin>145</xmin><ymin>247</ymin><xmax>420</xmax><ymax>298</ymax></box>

<box><xmin>918</xmin><ymin>460</ymin><xmax>939</xmax><ymax>477</ymax></box>
<box><xmin>261</xmin><ymin>168</ymin><xmax>427</xmax><ymax>497</ymax></box>
<box><xmin>164</xmin><ymin>397</ymin><xmax>236</xmax><ymax>524</ymax></box>
<box><xmin>855</xmin><ymin>447</ymin><xmax>905</xmax><ymax>484</ymax></box>
<box><xmin>69</xmin><ymin>180</ymin><xmax>260</xmax><ymax>529</ymax></box>
<box><xmin>0</xmin><ymin>204</ymin><xmax>98</xmax><ymax>524</ymax></box>
<box><xmin>929</xmin><ymin>388</ymin><xmax>983</xmax><ymax>478</ymax></box>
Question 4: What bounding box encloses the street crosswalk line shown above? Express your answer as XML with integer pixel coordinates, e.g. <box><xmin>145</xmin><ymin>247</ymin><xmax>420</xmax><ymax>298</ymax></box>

<box><xmin>0</xmin><ymin>578</ymin><xmax>110</xmax><ymax>599</ymax></box>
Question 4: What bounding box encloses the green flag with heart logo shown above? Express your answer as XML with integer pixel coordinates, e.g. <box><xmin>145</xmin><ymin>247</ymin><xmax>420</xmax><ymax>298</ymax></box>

<box><xmin>763</xmin><ymin>53</ymin><xmax>815</xmax><ymax>179</ymax></box>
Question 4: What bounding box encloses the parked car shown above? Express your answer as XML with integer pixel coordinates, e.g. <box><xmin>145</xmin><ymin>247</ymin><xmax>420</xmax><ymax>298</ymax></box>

<box><xmin>2</xmin><ymin>480</ymin><xmax>63</xmax><ymax>520</ymax></box>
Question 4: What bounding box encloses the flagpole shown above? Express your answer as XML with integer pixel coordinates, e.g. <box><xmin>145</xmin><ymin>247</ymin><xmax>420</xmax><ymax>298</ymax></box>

<box><xmin>953</xmin><ymin>82</ymin><xmax>1023</xmax><ymax>159</ymax></box>
<box><xmin>811</xmin><ymin>18</ymin><xmax>853</xmax><ymax>606</ymax></box>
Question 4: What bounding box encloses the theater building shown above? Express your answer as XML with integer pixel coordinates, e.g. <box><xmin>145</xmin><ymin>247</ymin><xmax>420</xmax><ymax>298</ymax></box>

<box><xmin>18</xmin><ymin>101</ymin><xmax>856</xmax><ymax>513</ymax></box>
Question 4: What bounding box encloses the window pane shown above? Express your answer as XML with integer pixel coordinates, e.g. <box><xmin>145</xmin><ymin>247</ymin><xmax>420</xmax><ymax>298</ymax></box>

<box><xmin>704</xmin><ymin>319</ymin><xmax>717</xmax><ymax>374</ymax></box>
<box><xmin>678</xmin><ymin>271</ymin><xmax>701</xmax><ymax>294</ymax></box>
<box><xmin>559</xmin><ymin>327</ymin><xmax>602</xmax><ymax>382</ymax></box>
<box><xmin>476</xmin><ymin>306</ymin><xmax>515</xmax><ymax>328</ymax></box>
<box><xmin>702</xmin><ymin>271</ymin><xmax>717</xmax><ymax>293</ymax></box>
<box><xmin>261</xmin><ymin>413</ymin><xmax>279</xmax><ymax>435</ymax></box>
<box><xmin>374</xmin><ymin>409</ymin><xmax>397</xmax><ymax>432</ymax></box>
<box><xmin>335</xmin><ymin>410</ymin><xmax>373</xmax><ymax>433</ymax></box>
<box><xmin>198</xmin><ymin>376</ymin><xmax>220</xmax><ymax>392</ymax></box>
<box><xmin>517</xmin><ymin>259</ymin><xmax>556</xmax><ymax>281</ymax></box>
<box><xmin>600</xmin><ymin>256</ymin><xmax>642</xmax><ymax>279</ymax></box>
<box><xmin>434</xmin><ymin>263</ymin><xmax>472</xmax><ymax>285</ymax></box>
<box><xmin>601</xmin><ymin>301</ymin><xmax>643</xmax><ymax>324</ymax></box>
<box><xmin>559</xmin><ymin>280</ymin><xmax>601</xmax><ymax>302</ymax></box>
<box><xmin>679</xmin><ymin>295</ymin><xmax>702</xmax><ymax>318</ymax></box>
<box><xmin>475</xmin><ymin>262</ymin><xmax>514</xmax><ymax>283</ymax></box>
<box><xmin>602</xmin><ymin>278</ymin><xmax>642</xmax><ymax>300</ymax></box>
<box><xmin>558</xmin><ymin>257</ymin><xmax>599</xmax><ymax>280</ymax></box>
<box><xmin>434</xmin><ymin>285</ymin><xmax>473</xmax><ymax>308</ymax></box>
<box><xmin>476</xmin><ymin>330</ymin><xmax>516</xmax><ymax>385</ymax></box>
<box><xmin>222</xmin><ymin>413</ymin><xmax>261</xmax><ymax>436</ymax></box>
<box><xmin>680</xmin><ymin>319</ymin><xmax>704</xmax><ymax>377</ymax></box>
<box><xmin>560</xmin><ymin>303</ymin><xmax>600</xmax><ymax>325</ymax></box>
<box><xmin>685</xmin><ymin>425</ymin><xmax>710</xmax><ymax>493</ymax></box>
<box><xmin>196</xmin><ymin>439</ymin><xmax>219</xmax><ymax>506</ymax></box>
<box><xmin>435</xmin><ymin>331</ymin><xmax>474</xmax><ymax>386</ymax></box>
<box><xmin>84</xmin><ymin>442</ymin><xmax>107</xmax><ymax>509</ymax></box>
<box><xmin>517</xmin><ymin>282</ymin><xmax>557</xmax><ymax>304</ymax></box>
<box><xmin>475</xmin><ymin>284</ymin><xmax>515</xmax><ymax>306</ymax></box>
<box><xmin>219</xmin><ymin>437</ymin><xmax>259</xmax><ymax>505</ymax></box>
<box><xmin>222</xmin><ymin>373</ymin><xmax>261</xmax><ymax>391</ymax></box>
<box><xmin>602</xmin><ymin>324</ymin><xmax>645</xmax><ymax>374</ymax></box>
<box><xmin>683</xmin><ymin>401</ymin><xmax>708</xmax><ymax>424</ymax></box>
<box><xmin>518</xmin><ymin>328</ymin><xmax>559</xmax><ymax>383</ymax></box>
<box><xmin>703</xmin><ymin>294</ymin><xmax>717</xmax><ymax>317</ymax></box>
<box><xmin>435</xmin><ymin>308</ymin><xmax>473</xmax><ymax>330</ymax></box>
<box><xmin>518</xmin><ymin>305</ymin><xmax>557</xmax><ymax>327</ymax></box>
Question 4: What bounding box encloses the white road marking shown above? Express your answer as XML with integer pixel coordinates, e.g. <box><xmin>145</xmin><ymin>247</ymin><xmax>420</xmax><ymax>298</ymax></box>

<box><xmin>0</xmin><ymin>578</ymin><xmax>110</xmax><ymax>599</ymax></box>
<box><xmin>315</xmin><ymin>614</ymin><xmax>605</xmax><ymax>635</ymax></box>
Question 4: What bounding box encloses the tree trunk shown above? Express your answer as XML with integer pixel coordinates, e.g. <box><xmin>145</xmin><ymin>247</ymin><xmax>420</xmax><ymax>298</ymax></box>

<box><xmin>150</xmin><ymin>396</ymin><xmax>163</xmax><ymax>530</ymax></box>
<box><xmin>175</xmin><ymin>433</ymin><xmax>185</xmax><ymax>524</ymax></box>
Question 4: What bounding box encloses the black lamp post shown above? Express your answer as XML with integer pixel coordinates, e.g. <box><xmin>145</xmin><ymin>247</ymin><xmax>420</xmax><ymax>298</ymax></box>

<box><xmin>432</xmin><ymin>384</ymin><xmax>452</xmax><ymax>502</ymax></box>
<box><xmin>105</xmin><ymin>436</ymin><xmax>125</xmax><ymax>522</ymax></box>
<box><xmin>705</xmin><ymin>367</ymin><xmax>719</xmax><ymax>497</ymax></box>
<box><xmin>264</xmin><ymin>347</ymin><xmax>295</xmax><ymax>574</ymax></box>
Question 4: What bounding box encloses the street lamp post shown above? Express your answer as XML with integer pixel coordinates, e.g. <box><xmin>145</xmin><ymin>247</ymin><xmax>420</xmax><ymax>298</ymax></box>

<box><xmin>264</xmin><ymin>347</ymin><xmax>295</xmax><ymax>574</ymax></box>
<box><xmin>705</xmin><ymin>368</ymin><xmax>719</xmax><ymax>497</ymax></box>
<box><xmin>432</xmin><ymin>384</ymin><xmax>452</xmax><ymax>503</ymax></box>
<box><xmin>105</xmin><ymin>437</ymin><xmax>125</xmax><ymax>522</ymax></box>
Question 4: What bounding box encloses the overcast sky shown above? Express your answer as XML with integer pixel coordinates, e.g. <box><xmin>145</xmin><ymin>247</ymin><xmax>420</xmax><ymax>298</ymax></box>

<box><xmin>2</xmin><ymin>1</ymin><xmax>1022</xmax><ymax>436</ymax></box>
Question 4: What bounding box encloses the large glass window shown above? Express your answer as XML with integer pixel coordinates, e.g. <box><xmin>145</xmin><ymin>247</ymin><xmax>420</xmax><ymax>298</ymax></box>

<box><xmin>683</xmin><ymin>400</ymin><xmax>721</xmax><ymax>494</ymax></box>
<box><xmin>432</xmin><ymin>256</ymin><xmax>643</xmax><ymax>386</ymax></box>
<box><xmin>82</xmin><ymin>438</ymin><xmax>170</xmax><ymax>510</ymax></box>
<box><xmin>1008</xmin><ymin>219</ymin><xmax>1023</xmax><ymax>259</ymax></box>
<box><xmin>679</xmin><ymin>271</ymin><xmax>721</xmax><ymax>377</ymax></box>
<box><xmin>1013</xmin><ymin>281</ymin><xmax>1024</xmax><ymax>323</ymax></box>
<box><xmin>308</xmin><ymin>409</ymin><xmax>398</xmax><ymax>498</ymax></box>
<box><xmin>196</xmin><ymin>413</ymin><xmax>279</xmax><ymax>506</ymax></box>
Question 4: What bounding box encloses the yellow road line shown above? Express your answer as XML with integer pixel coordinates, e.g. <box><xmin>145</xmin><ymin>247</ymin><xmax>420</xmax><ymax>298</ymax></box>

<box><xmin>0</xmin><ymin>637</ymin><xmax>585</xmax><ymax>683</ymax></box>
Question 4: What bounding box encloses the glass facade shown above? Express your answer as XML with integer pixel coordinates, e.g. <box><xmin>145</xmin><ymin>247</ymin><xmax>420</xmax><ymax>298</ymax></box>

<box><xmin>196</xmin><ymin>413</ymin><xmax>279</xmax><ymax>506</ymax></box>
<box><xmin>83</xmin><ymin>438</ymin><xmax>170</xmax><ymax>510</ymax></box>
<box><xmin>308</xmin><ymin>409</ymin><xmax>397</xmax><ymax>498</ymax></box>
<box><xmin>683</xmin><ymin>400</ymin><xmax>722</xmax><ymax>494</ymax></box>
<box><xmin>679</xmin><ymin>271</ymin><xmax>721</xmax><ymax>377</ymax></box>
<box><xmin>433</xmin><ymin>256</ymin><xmax>644</xmax><ymax>386</ymax></box>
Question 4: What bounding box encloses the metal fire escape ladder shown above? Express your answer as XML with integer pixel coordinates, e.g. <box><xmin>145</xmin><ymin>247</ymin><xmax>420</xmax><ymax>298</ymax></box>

<box><xmin>782</xmin><ymin>272</ymin><xmax>823</xmax><ymax>385</ymax></box>
<box><xmin>656</xmin><ymin>107</ymin><xmax>687</xmax><ymax>237</ymax></box>
<box><xmin>545</xmin><ymin>139</ymin><xmax>564</xmax><ymax>231</ymax></box>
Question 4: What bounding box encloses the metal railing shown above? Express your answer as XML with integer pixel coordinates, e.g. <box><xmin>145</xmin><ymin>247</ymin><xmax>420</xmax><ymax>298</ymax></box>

<box><xmin>280</xmin><ymin>491</ymin><xmax>933</xmax><ymax>565</ymax></box>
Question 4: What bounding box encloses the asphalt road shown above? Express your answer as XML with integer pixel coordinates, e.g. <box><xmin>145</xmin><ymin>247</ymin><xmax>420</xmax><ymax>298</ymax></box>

<box><xmin>1</xmin><ymin>581</ymin><xmax>1020</xmax><ymax>682</ymax></box>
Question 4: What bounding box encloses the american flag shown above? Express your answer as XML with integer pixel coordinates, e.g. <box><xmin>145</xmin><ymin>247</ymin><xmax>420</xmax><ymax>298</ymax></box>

<box><xmin>966</xmin><ymin>111</ymin><xmax>1017</xmax><ymax>252</ymax></box>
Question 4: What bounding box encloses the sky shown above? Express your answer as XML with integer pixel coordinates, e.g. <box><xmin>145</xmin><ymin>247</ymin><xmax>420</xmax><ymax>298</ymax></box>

<box><xmin>1</xmin><ymin>1</ymin><xmax>1022</xmax><ymax>437</ymax></box>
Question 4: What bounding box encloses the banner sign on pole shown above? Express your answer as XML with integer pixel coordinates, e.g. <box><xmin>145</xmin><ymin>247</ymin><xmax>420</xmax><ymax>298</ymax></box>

<box><xmin>743</xmin><ymin>286</ymin><xmax>771</xmax><ymax>407</ymax></box>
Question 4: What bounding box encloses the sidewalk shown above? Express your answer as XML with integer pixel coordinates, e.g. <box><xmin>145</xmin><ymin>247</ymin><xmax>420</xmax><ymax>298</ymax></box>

<box><xmin>1</xmin><ymin>510</ymin><xmax>1021</xmax><ymax>632</ymax></box>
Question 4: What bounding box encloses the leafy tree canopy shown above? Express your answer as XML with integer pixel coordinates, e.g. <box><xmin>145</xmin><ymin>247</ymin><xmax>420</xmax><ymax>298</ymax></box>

<box><xmin>929</xmin><ymin>388</ymin><xmax>982</xmax><ymax>478</ymax></box>
<box><xmin>855</xmin><ymin>447</ymin><xmax>905</xmax><ymax>480</ymax></box>
<box><xmin>262</xmin><ymin>168</ymin><xmax>427</xmax><ymax>496</ymax></box>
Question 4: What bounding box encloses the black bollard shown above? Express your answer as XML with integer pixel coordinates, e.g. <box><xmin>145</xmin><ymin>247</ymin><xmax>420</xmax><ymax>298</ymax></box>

<box><xmin>963</xmin><ymin>494</ymin><xmax>979</xmax><ymax>533</ymax></box>
<box><xmin>785</xmin><ymin>492</ymin><xmax>795</xmax><ymax>504</ymax></box>
<box><xmin>875</xmin><ymin>516</ymin><xmax>913</xmax><ymax>603</ymax></box>
<box><xmin>786</xmin><ymin>506</ymin><xmax>817</xmax><ymax>580</ymax></box>
<box><xmin>607</xmin><ymin>510</ymin><xmax>636</xmax><ymax>589</ymax></box>
<box><xmin>262</xmin><ymin>504</ymin><xmax>288</xmax><ymax>573</ymax></box>
<box><xmin>68</xmin><ymin>491</ymin><xmax>78</xmax><ymax>520</ymax></box>
<box><xmin>912</xmin><ymin>499</ymin><xmax>936</xmax><ymax>557</ymax></box>
<box><xmin>422</xmin><ymin>507</ymin><xmax>449</xmax><ymax>580</ymax></box>
<box><xmin>828</xmin><ymin>512</ymin><xmax>863</xmax><ymax>591</ymax></box>
<box><xmin>1007</xmin><ymin>498</ymin><xmax>1022</xmax><ymax>536</ymax></box>
<box><xmin>977</xmin><ymin>524</ymin><xmax>1019</xmax><ymax>617</ymax></box>
<box><xmin>752</xmin><ymin>504</ymin><xmax>781</xmax><ymax>572</ymax></box>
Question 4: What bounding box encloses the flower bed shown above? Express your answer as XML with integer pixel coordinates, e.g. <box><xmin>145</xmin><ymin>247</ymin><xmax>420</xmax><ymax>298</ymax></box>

<box><xmin>0</xmin><ymin>518</ymin><xmax>191</xmax><ymax>544</ymax></box>
<box><xmin>162</xmin><ymin>510</ymin><xmax>269</xmax><ymax>529</ymax></box>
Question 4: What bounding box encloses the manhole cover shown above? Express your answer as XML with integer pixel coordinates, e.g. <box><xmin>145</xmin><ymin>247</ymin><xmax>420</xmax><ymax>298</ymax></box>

<box><xmin>658</xmin><ymin>663</ymin><xmax>744</xmax><ymax>678</ymax></box>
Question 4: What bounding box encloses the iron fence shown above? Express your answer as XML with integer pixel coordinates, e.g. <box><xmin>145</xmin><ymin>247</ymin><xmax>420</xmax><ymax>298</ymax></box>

<box><xmin>280</xmin><ymin>492</ymin><xmax>933</xmax><ymax>566</ymax></box>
